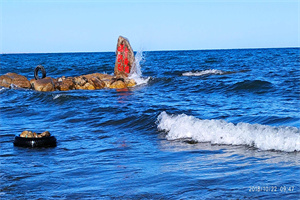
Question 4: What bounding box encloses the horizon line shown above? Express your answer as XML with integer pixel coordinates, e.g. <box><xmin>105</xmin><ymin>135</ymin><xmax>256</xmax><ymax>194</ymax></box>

<box><xmin>1</xmin><ymin>46</ymin><xmax>299</xmax><ymax>55</ymax></box>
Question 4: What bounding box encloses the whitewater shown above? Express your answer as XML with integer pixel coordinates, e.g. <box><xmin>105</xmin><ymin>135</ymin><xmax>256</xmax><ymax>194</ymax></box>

<box><xmin>157</xmin><ymin>111</ymin><xmax>300</xmax><ymax>152</ymax></box>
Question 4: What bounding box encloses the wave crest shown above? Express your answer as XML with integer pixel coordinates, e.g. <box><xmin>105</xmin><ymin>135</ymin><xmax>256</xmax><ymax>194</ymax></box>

<box><xmin>182</xmin><ymin>69</ymin><xmax>225</xmax><ymax>76</ymax></box>
<box><xmin>157</xmin><ymin>112</ymin><xmax>300</xmax><ymax>152</ymax></box>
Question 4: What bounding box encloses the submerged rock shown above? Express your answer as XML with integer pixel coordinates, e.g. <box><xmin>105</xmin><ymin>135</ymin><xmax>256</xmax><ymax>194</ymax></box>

<box><xmin>0</xmin><ymin>73</ymin><xmax>31</xmax><ymax>89</ymax></box>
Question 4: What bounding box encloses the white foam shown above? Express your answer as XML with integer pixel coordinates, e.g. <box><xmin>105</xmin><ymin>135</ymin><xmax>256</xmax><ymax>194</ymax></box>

<box><xmin>53</xmin><ymin>94</ymin><xmax>63</xmax><ymax>100</ymax></box>
<box><xmin>0</xmin><ymin>87</ymin><xmax>7</xmax><ymax>92</ymax></box>
<box><xmin>157</xmin><ymin>112</ymin><xmax>300</xmax><ymax>152</ymax></box>
<box><xmin>182</xmin><ymin>69</ymin><xmax>224</xmax><ymax>76</ymax></box>
<box><xmin>129</xmin><ymin>50</ymin><xmax>150</xmax><ymax>85</ymax></box>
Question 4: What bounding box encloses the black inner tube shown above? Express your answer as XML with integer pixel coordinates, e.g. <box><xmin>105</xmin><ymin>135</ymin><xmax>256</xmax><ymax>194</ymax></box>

<box><xmin>34</xmin><ymin>65</ymin><xmax>47</xmax><ymax>80</ymax></box>
<box><xmin>13</xmin><ymin>136</ymin><xmax>57</xmax><ymax>148</ymax></box>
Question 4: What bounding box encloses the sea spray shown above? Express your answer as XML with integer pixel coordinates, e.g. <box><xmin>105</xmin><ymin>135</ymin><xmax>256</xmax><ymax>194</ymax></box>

<box><xmin>157</xmin><ymin>111</ymin><xmax>300</xmax><ymax>152</ymax></box>
<box><xmin>129</xmin><ymin>50</ymin><xmax>150</xmax><ymax>85</ymax></box>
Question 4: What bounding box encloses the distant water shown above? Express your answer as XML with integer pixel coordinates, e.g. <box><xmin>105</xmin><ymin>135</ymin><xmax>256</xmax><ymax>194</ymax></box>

<box><xmin>0</xmin><ymin>48</ymin><xmax>299</xmax><ymax>199</ymax></box>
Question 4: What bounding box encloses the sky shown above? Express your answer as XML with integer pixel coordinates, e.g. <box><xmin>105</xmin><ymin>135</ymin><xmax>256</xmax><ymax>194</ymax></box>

<box><xmin>0</xmin><ymin>0</ymin><xmax>299</xmax><ymax>53</ymax></box>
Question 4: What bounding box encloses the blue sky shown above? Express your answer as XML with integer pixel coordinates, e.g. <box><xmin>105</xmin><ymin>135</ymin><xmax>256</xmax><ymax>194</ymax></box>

<box><xmin>1</xmin><ymin>0</ymin><xmax>299</xmax><ymax>53</ymax></box>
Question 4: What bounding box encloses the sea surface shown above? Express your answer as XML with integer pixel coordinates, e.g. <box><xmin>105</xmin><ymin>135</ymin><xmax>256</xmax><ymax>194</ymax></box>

<box><xmin>0</xmin><ymin>48</ymin><xmax>299</xmax><ymax>199</ymax></box>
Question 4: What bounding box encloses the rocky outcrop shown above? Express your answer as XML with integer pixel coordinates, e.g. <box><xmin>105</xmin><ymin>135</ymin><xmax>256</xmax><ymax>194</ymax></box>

<box><xmin>1</xmin><ymin>72</ymin><xmax>136</xmax><ymax>91</ymax></box>
<box><xmin>0</xmin><ymin>73</ymin><xmax>31</xmax><ymax>89</ymax></box>
<box><xmin>0</xmin><ymin>36</ymin><xmax>137</xmax><ymax>92</ymax></box>
<box><xmin>114</xmin><ymin>36</ymin><xmax>135</xmax><ymax>78</ymax></box>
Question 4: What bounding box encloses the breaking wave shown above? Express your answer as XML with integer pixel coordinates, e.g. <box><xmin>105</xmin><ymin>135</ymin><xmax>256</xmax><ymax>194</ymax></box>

<box><xmin>157</xmin><ymin>112</ymin><xmax>300</xmax><ymax>152</ymax></box>
<box><xmin>129</xmin><ymin>50</ymin><xmax>150</xmax><ymax>85</ymax></box>
<box><xmin>182</xmin><ymin>69</ymin><xmax>225</xmax><ymax>76</ymax></box>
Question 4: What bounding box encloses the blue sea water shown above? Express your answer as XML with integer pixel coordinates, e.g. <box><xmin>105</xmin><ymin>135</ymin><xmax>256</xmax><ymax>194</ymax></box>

<box><xmin>0</xmin><ymin>48</ymin><xmax>299</xmax><ymax>199</ymax></box>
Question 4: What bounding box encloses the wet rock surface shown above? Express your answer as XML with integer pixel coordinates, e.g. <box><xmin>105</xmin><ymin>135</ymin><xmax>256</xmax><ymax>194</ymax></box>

<box><xmin>0</xmin><ymin>73</ymin><xmax>31</xmax><ymax>89</ymax></box>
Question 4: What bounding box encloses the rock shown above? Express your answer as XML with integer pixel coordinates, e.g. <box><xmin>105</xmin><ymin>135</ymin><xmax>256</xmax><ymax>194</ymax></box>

<box><xmin>57</xmin><ymin>76</ymin><xmax>66</xmax><ymax>82</ymax></box>
<box><xmin>55</xmin><ymin>77</ymin><xmax>76</xmax><ymax>91</ymax></box>
<box><xmin>85</xmin><ymin>75</ymin><xmax>105</xmax><ymax>90</ymax></box>
<box><xmin>125</xmin><ymin>78</ymin><xmax>136</xmax><ymax>87</ymax></box>
<box><xmin>82</xmin><ymin>82</ymin><xmax>95</xmax><ymax>90</ymax></box>
<box><xmin>74</xmin><ymin>75</ymin><xmax>105</xmax><ymax>90</ymax></box>
<box><xmin>30</xmin><ymin>77</ymin><xmax>55</xmax><ymax>92</ymax></box>
<box><xmin>92</xmin><ymin>74</ymin><xmax>114</xmax><ymax>88</ymax></box>
<box><xmin>114</xmin><ymin>36</ymin><xmax>135</xmax><ymax>78</ymax></box>
<box><xmin>102</xmin><ymin>79</ymin><xmax>112</xmax><ymax>88</ymax></box>
<box><xmin>20</xmin><ymin>130</ymin><xmax>51</xmax><ymax>138</ymax></box>
<box><xmin>88</xmin><ymin>73</ymin><xmax>114</xmax><ymax>81</ymax></box>
<box><xmin>20</xmin><ymin>130</ymin><xmax>37</xmax><ymax>138</ymax></box>
<box><xmin>73</xmin><ymin>76</ymin><xmax>87</xmax><ymax>88</ymax></box>
<box><xmin>0</xmin><ymin>73</ymin><xmax>31</xmax><ymax>88</ymax></box>
<box><xmin>0</xmin><ymin>75</ymin><xmax>13</xmax><ymax>88</ymax></box>
<box><xmin>20</xmin><ymin>130</ymin><xmax>31</xmax><ymax>137</ymax></box>
<box><xmin>74</xmin><ymin>76</ymin><xmax>90</xmax><ymax>90</ymax></box>
<box><xmin>109</xmin><ymin>80</ymin><xmax>127</xmax><ymax>89</ymax></box>
<box><xmin>37</xmin><ymin>131</ymin><xmax>51</xmax><ymax>138</ymax></box>
<box><xmin>1</xmin><ymin>72</ymin><xmax>135</xmax><ymax>91</ymax></box>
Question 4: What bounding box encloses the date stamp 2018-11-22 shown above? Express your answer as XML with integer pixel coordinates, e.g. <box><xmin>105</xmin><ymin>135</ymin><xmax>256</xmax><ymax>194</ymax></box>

<box><xmin>249</xmin><ymin>186</ymin><xmax>295</xmax><ymax>193</ymax></box>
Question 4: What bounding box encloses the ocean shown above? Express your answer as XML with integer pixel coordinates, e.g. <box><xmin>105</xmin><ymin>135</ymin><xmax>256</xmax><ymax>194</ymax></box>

<box><xmin>0</xmin><ymin>48</ymin><xmax>299</xmax><ymax>199</ymax></box>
